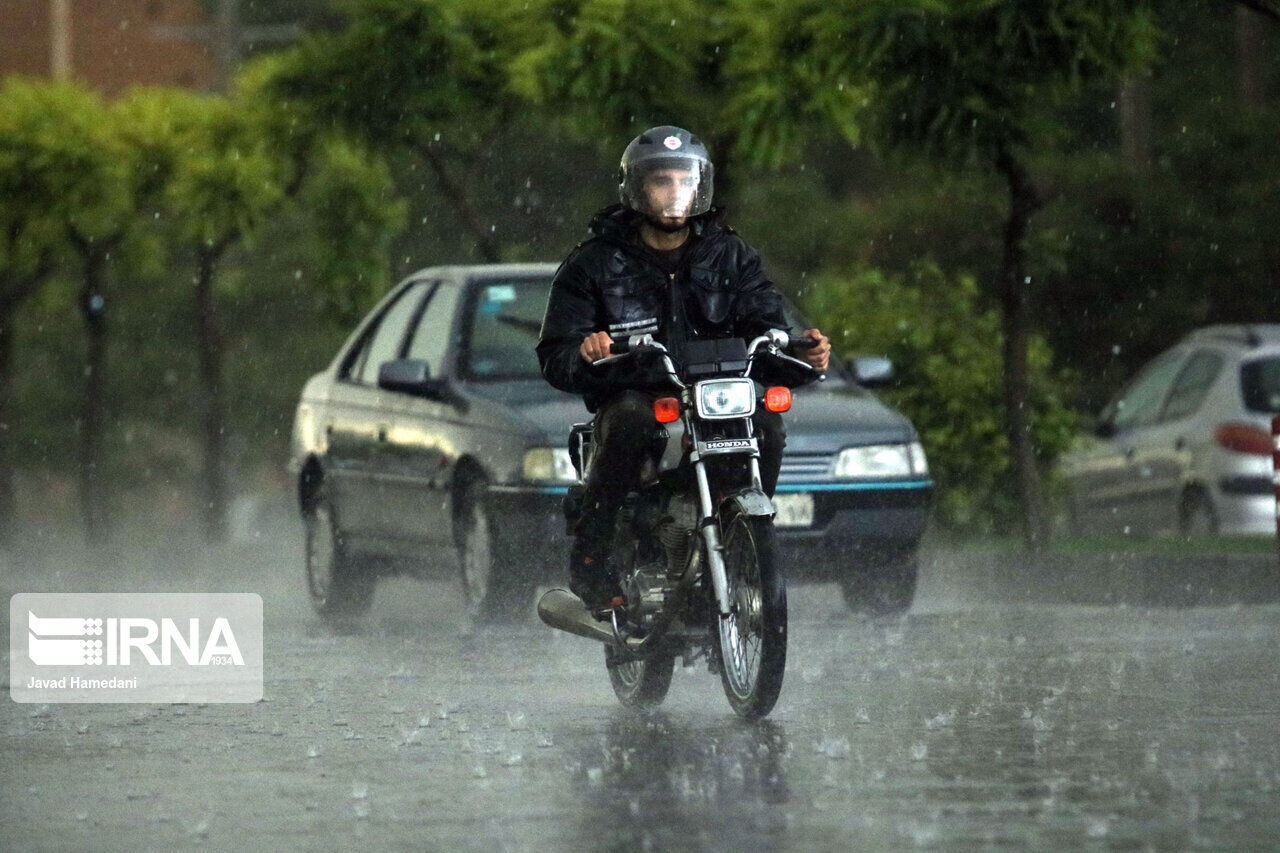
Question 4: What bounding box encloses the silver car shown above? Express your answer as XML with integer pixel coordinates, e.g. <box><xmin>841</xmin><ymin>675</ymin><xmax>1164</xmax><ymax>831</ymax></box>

<box><xmin>288</xmin><ymin>264</ymin><xmax>933</xmax><ymax>622</ymax></box>
<box><xmin>1062</xmin><ymin>324</ymin><xmax>1280</xmax><ymax>537</ymax></box>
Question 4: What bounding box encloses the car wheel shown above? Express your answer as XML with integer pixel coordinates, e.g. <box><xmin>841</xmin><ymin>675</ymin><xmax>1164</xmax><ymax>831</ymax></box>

<box><xmin>840</xmin><ymin>547</ymin><xmax>918</xmax><ymax>616</ymax></box>
<box><xmin>304</xmin><ymin>493</ymin><xmax>375</xmax><ymax>622</ymax></box>
<box><xmin>454</xmin><ymin>477</ymin><xmax>535</xmax><ymax>621</ymax></box>
<box><xmin>1179</xmin><ymin>489</ymin><xmax>1219</xmax><ymax>538</ymax></box>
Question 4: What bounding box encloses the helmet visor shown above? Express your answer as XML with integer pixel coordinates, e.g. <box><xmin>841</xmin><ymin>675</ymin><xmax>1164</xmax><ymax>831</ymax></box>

<box><xmin>624</xmin><ymin>156</ymin><xmax>714</xmax><ymax>220</ymax></box>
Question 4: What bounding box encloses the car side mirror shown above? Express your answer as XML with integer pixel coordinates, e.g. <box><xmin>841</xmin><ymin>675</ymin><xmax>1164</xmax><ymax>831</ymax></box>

<box><xmin>378</xmin><ymin>358</ymin><xmax>433</xmax><ymax>395</ymax></box>
<box><xmin>850</xmin><ymin>356</ymin><xmax>895</xmax><ymax>388</ymax></box>
<box><xmin>378</xmin><ymin>359</ymin><xmax>467</xmax><ymax>411</ymax></box>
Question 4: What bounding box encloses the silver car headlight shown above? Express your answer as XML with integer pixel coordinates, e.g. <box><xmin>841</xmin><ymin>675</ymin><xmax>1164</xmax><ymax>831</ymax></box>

<box><xmin>695</xmin><ymin>379</ymin><xmax>756</xmax><ymax>419</ymax></box>
<box><xmin>522</xmin><ymin>447</ymin><xmax>577</xmax><ymax>483</ymax></box>
<box><xmin>834</xmin><ymin>444</ymin><xmax>915</xmax><ymax>478</ymax></box>
<box><xmin>908</xmin><ymin>441</ymin><xmax>929</xmax><ymax>476</ymax></box>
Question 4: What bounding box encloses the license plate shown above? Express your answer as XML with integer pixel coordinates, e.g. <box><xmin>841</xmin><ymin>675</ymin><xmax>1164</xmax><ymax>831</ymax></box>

<box><xmin>772</xmin><ymin>493</ymin><xmax>814</xmax><ymax>528</ymax></box>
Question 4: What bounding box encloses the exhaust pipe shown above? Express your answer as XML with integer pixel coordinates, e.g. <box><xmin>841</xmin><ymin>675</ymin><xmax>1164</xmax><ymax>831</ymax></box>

<box><xmin>537</xmin><ymin>588</ymin><xmax>618</xmax><ymax>645</ymax></box>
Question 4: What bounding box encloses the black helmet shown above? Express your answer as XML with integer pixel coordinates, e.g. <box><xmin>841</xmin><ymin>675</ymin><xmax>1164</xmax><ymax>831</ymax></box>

<box><xmin>618</xmin><ymin>126</ymin><xmax>714</xmax><ymax>221</ymax></box>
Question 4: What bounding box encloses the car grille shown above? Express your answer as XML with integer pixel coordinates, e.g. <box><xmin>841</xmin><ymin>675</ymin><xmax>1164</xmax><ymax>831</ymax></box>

<box><xmin>778</xmin><ymin>452</ymin><xmax>833</xmax><ymax>481</ymax></box>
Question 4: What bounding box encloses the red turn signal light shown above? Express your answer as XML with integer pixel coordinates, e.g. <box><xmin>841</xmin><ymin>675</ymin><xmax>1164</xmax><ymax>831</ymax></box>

<box><xmin>764</xmin><ymin>386</ymin><xmax>791</xmax><ymax>413</ymax></box>
<box><xmin>654</xmin><ymin>397</ymin><xmax>681</xmax><ymax>423</ymax></box>
<box><xmin>1213</xmin><ymin>422</ymin><xmax>1272</xmax><ymax>456</ymax></box>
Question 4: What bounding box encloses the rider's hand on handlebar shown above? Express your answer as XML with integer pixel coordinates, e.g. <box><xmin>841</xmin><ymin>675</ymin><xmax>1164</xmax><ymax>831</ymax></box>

<box><xmin>798</xmin><ymin>329</ymin><xmax>831</xmax><ymax>371</ymax></box>
<box><xmin>580</xmin><ymin>331</ymin><xmax>615</xmax><ymax>363</ymax></box>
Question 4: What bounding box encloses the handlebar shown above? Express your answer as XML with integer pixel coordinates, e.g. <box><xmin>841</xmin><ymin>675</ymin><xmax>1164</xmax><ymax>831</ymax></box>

<box><xmin>593</xmin><ymin>330</ymin><xmax>823</xmax><ymax>384</ymax></box>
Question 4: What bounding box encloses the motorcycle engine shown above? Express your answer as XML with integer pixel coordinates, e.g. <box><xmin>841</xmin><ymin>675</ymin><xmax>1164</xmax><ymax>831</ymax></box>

<box><xmin>625</xmin><ymin>493</ymin><xmax>701</xmax><ymax>625</ymax></box>
<box><xmin>659</xmin><ymin>493</ymin><xmax>700</xmax><ymax>578</ymax></box>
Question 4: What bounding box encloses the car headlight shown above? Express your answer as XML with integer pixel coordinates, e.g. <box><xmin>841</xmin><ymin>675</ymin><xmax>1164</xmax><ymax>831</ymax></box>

<box><xmin>834</xmin><ymin>444</ymin><xmax>914</xmax><ymax>478</ymax></box>
<box><xmin>695</xmin><ymin>379</ymin><xmax>756</xmax><ymax>419</ymax></box>
<box><xmin>522</xmin><ymin>447</ymin><xmax>577</xmax><ymax>483</ymax></box>
<box><xmin>907</xmin><ymin>441</ymin><xmax>928</xmax><ymax>476</ymax></box>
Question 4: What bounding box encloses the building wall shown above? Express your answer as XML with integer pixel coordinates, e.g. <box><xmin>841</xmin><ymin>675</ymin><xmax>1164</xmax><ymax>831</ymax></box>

<box><xmin>0</xmin><ymin>0</ymin><xmax>216</xmax><ymax>95</ymax></box>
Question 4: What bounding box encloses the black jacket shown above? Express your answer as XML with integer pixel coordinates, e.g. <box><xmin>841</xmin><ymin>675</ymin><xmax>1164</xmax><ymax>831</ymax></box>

<box><xmin>537</xmin><ymin>204</ymin><xmax>794</xmax><ymax>411</ymax></box>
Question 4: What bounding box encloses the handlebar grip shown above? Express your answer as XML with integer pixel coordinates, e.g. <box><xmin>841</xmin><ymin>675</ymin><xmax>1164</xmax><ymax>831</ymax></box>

<box><xmin>608</xmin><ymin>339</ymin><xmax>629</xmax><ymax>355</ymax></box>
<box><xmin>791</xmin><ymin>335</ymin><xmax>820</xmax><ymax>349</ymax></box>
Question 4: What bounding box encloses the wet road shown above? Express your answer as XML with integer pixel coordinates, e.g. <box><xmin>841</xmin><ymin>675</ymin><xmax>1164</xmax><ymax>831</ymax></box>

<box><xmin>3</xmin><ymin>535</ymin><xmax>1280</xmax><ymax>850</ymax></box>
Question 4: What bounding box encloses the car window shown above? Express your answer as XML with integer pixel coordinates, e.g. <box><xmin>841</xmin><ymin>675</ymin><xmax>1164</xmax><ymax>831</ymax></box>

<box><xmin>1160</xmin><ymin>350</ymin><xmax>1223</xmax><ymax>422</ymax></box>
<box><xmin>1241</xmin><ymin>356</ymin><xmax>1280</xmax><ymax>414</ymax></box>
<box><xmin>343</xmin><ymin>282</ymin><xmax>429</xmax><ymax>386</ymax></box>
<box><xmin>1104</xmin><ymin>350</ymin><xmax>1185</xmax><ymax>431</ymax></box>
<box><xmin>460</xmin><ymin>278</ymin><xmax>550</xmax><ymax>379</ymax></box>
<box><xmin>405</xmin><ymin>282</ymin><xmax>462</xmax><ymax>378</ymax></box>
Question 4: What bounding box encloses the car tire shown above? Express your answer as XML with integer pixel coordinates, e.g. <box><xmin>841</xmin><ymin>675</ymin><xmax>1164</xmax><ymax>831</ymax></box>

<box><xmin>840</xmin><ymin>547</ymin><xmax>918</xmax><ymax>616</ymax></box>
<box><xmin>1179</xmin><ymin>489</ymin><xmax>1219</xmax><ymax>538</ymax></box>
<box><xmin>454</xmin><ymin>477</ymin><xmax>536</xmax><ymax>621</ymax></box>
<box><xmin>304</xmin><ymin>491</ymin><xmax>376</xmax><ymax>622</ymax></box>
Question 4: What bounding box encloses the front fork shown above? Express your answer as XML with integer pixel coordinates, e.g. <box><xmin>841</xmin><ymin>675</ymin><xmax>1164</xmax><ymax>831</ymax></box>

<box><xmin>695</xmin><ymin>455</ymin><xmax>765</xmax><ymax>618</ymax></box>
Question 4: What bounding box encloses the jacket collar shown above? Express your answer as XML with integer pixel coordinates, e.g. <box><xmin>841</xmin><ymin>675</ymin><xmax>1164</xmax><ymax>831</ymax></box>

<box><xmin>588</xmin><ymin>203</ymin><xmax>728</xmax><ymax>246</ymax></box>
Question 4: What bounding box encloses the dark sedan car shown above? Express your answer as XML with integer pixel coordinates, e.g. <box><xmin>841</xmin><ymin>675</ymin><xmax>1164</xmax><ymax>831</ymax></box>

<box><xmin>288</xmin><ymin>264</ymin><xmax>932</xmax><ymax>621</ymax></box>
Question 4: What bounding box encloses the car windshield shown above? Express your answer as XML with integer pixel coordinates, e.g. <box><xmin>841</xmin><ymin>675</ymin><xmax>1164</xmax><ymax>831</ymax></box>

<box><xmin>461</xmin><ymin>277</ymin><xmax>551</xmax><ymax>380</ymax></box>
<box><xmin>1241</xmin><ymin>356</ymin><xmax>1280</xmax><ymax>413</ymax></box>
<box><xmin>458</xmin><ymin>275</ymin><xmax>856</xmax><ymax>386</ymax></box>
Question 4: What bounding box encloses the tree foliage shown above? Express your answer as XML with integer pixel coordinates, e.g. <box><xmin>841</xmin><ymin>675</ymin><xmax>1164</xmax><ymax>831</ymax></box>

<box><xmin>805</xmin><ymin>262</ymin><xmax>1081</xmax><ymax>532</ymax></box>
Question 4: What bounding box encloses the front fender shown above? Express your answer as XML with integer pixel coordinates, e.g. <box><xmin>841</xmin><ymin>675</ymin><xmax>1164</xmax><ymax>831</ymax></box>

<box><xmin>720</xmin><ymin>487</ymin><xmax>775</xmax><ymax>519</ymax></box>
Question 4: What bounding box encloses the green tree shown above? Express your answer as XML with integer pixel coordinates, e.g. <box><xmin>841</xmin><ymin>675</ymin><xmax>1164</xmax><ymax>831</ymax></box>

<box><xmin>49</xmin><ymin>90</ymin><xmax>157</xmax><ymax>544</ymax></box>
<box><xmin>0</xmin><ymin>79</ymin><xmax>110</xmax><ymax>541</ymax></box>
<box><xmin>512</xmin><ymin>0</ymin><xmax>868</xmax><ymax>198</ymax></box>
<box><xmin>742</xmin><ymin>0</ymin><xmax>1159</xmax><ymax>545</ymax></box>
<box><xmin>270</xmin><ymin>0</ymin><xmax>551</xmax><ymax>261</ymax></box>
<box><xmin>806</xmin><ymin>263</ymin><xmax>1081</xmax><ymax>532</ymax></box>
<box><xmin>162</xmin><ymin>90</ymin><xmax>288</xmax><ymax>539</ymax></box>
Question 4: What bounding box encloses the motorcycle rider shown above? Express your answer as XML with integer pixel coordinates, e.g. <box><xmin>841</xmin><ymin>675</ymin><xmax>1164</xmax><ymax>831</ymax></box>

<box><xmin>536</xmin><ymin>125</ymin><xmax>831</xmax><ymax>615</ymax></box>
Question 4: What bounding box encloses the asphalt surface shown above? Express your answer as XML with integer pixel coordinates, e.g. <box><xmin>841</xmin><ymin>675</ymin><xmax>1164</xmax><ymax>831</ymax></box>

<box><xmin>3</xmin><ymin>529</ymin><xmax>1279</xmax><ymax>851</ymax></box>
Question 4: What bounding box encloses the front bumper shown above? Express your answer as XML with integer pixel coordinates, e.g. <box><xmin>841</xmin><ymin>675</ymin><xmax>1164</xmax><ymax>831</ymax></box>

<box><xmin>490</xmin><ymin>479</ymin><xmax>934</xmax><ymax>575</ymax></box>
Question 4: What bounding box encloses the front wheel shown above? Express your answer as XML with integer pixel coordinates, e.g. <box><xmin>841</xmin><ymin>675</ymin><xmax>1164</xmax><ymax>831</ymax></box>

<box><xmin>455</xmin><ymin>477</ymin><xmax>535</xmax><ymax>621</ymax></box>
<box><xmin>713</xmin><ymin>513</ymin><xmax>786</xmax><ymax>719</ymax></box>
<box><xmin>304</xmin><ymin>497</ymin><xmax>375</xmax><ymax>622</ymax></box>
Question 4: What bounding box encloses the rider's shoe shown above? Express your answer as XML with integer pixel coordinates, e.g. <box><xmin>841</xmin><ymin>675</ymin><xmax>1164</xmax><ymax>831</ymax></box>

<box><xmin>569</xmin><ymin>549</ymin><xmax>625</xmax><ymax>619</ymax></box>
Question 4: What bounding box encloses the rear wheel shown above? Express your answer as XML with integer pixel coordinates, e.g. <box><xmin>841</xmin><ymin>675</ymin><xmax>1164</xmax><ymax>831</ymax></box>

<box><xmin>605</xmin><ymin>646</ymin><xmax>676</xmax><ymax>711</ymax></box>
<box><xmin>304</xmin><ymin>494</ymin><xmax>375</xmax><ymax>622</ymax></box>
<box><xmin>839</xmin><ymin>548</ymin><xmax>918</xmax><ymax>616</ymax></box>
<box><xmin>455</xmin><ymin>477</ymin><xmax>535</xmax><ymax>621</ymax></box>
<box><xmin>713</xmin><ymin>513</ymin><xmax>786</xmax><ymax>719</ymax></box>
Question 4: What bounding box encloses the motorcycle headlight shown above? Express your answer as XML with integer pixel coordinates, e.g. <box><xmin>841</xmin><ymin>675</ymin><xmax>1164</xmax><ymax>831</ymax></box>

<box><xmin>522</xmin><ymin>447</ymin><xmax>577</xmax><ymax>483</ymax></box>
<box><xmin>834</xmin><ymin>444</ymin><xmax>913</xmax><ymax>478</ymax></box>
<box><xmin>695</xmin><ymin>379</ymin><xmax>756</xmax><ymax>419</ymax></box>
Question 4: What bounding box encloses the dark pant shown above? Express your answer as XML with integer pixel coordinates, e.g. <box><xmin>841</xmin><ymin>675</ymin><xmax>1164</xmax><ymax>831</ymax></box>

<box><xmin>569</xmin><ymin>390</ymin><xmax>785</xmax><ymax>600</ymax></box>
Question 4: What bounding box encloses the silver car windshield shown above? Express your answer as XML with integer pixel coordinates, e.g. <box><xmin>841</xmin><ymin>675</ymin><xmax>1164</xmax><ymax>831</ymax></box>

<box><xmin>457</xmin><ymin>276</ymin><xmax>860</xmax><ymax>387</ymax></box>
<box><xmin>461</xmin><ymin>278</ymin><xmax>550</xmax><ymax>380</ymax></box>
<box><xmin>1241</xmin><ymin>356</ymin><xmax>1280</xmax><ymax>413</ymax></box>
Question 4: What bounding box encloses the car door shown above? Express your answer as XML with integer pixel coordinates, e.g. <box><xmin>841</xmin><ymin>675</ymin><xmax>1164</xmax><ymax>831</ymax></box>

<box><xmin>378</xmin><ymin>279</ymin><xmax>466</xmax><ymax>547</ymax></box>
<box><xmin>1077</xmin><ymin>349</ymin><xmax>1187</xmax><ymax>533</ymax></box>
<box><xmin>325</xmin><ymin>281</ymin><xmax>431</xmax><ymax>539</ymax></box>
<box><xmin>1131</xmin><ymin>349</ymin><xmax>1225</xmax><ymax>532</ymax></box>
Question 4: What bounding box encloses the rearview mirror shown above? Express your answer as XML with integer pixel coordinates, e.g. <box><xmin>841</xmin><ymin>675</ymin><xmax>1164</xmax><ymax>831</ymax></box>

<box><xmin>850</xmin><ymin>356</ymin><xmax>895</xmax><ymax>388</ymax></box>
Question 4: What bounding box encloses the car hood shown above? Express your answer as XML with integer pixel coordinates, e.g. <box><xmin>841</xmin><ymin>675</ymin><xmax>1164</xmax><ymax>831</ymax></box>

<box><xmin>466</xmin><ymin>379</ymin><xmax>915</xmax><ymax>453</ymax></box>
<box><xmin>463</xmin><ymin>380</ymin><xmax>591</xmax><ymax>446</ymax></box>
<box><xmin>785</xmin><ymin>383</ymin><xmax>916</xmax><ymax>453</ymax></box>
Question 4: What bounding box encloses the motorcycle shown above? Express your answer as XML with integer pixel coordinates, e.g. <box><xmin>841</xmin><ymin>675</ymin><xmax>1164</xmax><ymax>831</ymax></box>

<box><xmin>537</xmin><ymin>330</ymin><xmax>819</xmax><ymax>719</ymax></box>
